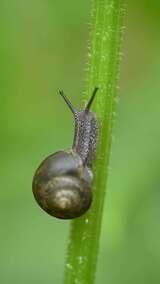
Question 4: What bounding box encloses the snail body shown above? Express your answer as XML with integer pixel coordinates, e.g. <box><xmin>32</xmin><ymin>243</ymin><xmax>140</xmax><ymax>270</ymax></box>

<box><xmin>32</xmin><ymin>88</ymin><xmax>98</xmax><ymax>219</ymax></box>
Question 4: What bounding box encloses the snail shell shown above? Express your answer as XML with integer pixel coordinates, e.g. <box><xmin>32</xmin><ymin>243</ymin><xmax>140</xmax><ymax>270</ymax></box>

<box><xmin>32</xmin><ymin>150</ymin><xmax>92</xmax><ymax>219</ymax></box>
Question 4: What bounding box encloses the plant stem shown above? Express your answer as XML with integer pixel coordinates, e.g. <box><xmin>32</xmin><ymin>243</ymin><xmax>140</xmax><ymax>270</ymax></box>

<box><xmin>64</xmin><ymin>1</ymin><xmax>125</xmax><ymax>284</ymax></box>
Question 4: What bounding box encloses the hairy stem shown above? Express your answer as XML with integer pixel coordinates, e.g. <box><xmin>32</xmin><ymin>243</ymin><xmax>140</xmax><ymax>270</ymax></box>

<box><xmin>64</xmin><ymin>1</ymin><xmax>125</xmax><ymax>283</ymax></box>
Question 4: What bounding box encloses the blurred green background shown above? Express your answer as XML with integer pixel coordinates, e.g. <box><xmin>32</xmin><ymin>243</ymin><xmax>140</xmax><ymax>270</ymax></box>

<box><xmin>0</xmin><ymin>1</ymin><xmax>160</xmax><ymax>283</ymax></box>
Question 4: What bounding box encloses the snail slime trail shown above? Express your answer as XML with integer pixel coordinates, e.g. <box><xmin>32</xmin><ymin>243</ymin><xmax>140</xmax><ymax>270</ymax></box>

<box><xmin>32</xmin><ymin>88</ymin><xmax>99</xmax><ymax>219</ymax></box>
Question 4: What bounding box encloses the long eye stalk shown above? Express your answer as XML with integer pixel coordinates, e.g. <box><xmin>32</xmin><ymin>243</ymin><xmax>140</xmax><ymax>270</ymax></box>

<box><xmin>85</xmin><ymin>87</ymin><xmax>98</xmax><ymax>112</ymax></box>
<box><xmin>59</xmin><ymin>90</ymin><xmax>76</xmax><ymax>114</ymax></box>
<box><xmin>59</xmin><ymin>87</ymin><xmax>98</xmax><ymax>114</ymax></box>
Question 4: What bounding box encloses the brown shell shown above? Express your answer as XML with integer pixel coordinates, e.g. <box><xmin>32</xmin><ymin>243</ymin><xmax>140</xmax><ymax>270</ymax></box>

<box><xmin>32</xmin><ymin>150</ymin><xmax>92</xmax><ymax>219</ymax></box>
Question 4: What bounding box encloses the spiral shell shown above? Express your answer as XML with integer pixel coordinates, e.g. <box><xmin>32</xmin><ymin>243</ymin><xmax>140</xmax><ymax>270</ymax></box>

<box><xmin>32</xmin><ymin>150</ymin><xmax>92</xmax><ymax>219</ymax></box>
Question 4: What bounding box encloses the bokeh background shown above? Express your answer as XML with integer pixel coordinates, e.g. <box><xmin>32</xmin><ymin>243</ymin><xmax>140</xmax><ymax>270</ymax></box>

<box><xmin>0</xmin><ymin>1</ymin><xmax>160</xmax><ymax>283</ymax></box>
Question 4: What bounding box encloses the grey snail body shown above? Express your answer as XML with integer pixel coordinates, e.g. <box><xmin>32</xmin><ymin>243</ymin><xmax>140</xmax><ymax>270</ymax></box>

<box><xmin>32</xmin><ymin>88</ymin><xmax>98</xmax><ymax>219</ymax></box>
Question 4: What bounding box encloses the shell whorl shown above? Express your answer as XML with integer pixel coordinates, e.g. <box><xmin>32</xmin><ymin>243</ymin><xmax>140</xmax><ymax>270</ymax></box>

<box><xmin>32</xmin><ymin>150</ymin><xmax>92</xmax><ymax>219</ymax></box>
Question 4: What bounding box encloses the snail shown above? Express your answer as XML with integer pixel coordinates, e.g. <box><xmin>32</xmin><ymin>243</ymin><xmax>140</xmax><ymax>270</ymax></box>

<box><xmin>32</xmin><ymin>87</ymin><xmax>99</xmax><ymax>219</ymax></box>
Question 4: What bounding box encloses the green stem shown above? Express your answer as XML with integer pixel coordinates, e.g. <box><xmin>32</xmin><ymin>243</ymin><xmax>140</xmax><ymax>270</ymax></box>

<box><xmin>64</xmin><ymin>1</ymin><xmax>125</xmax><ymax>284</ymax></box>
